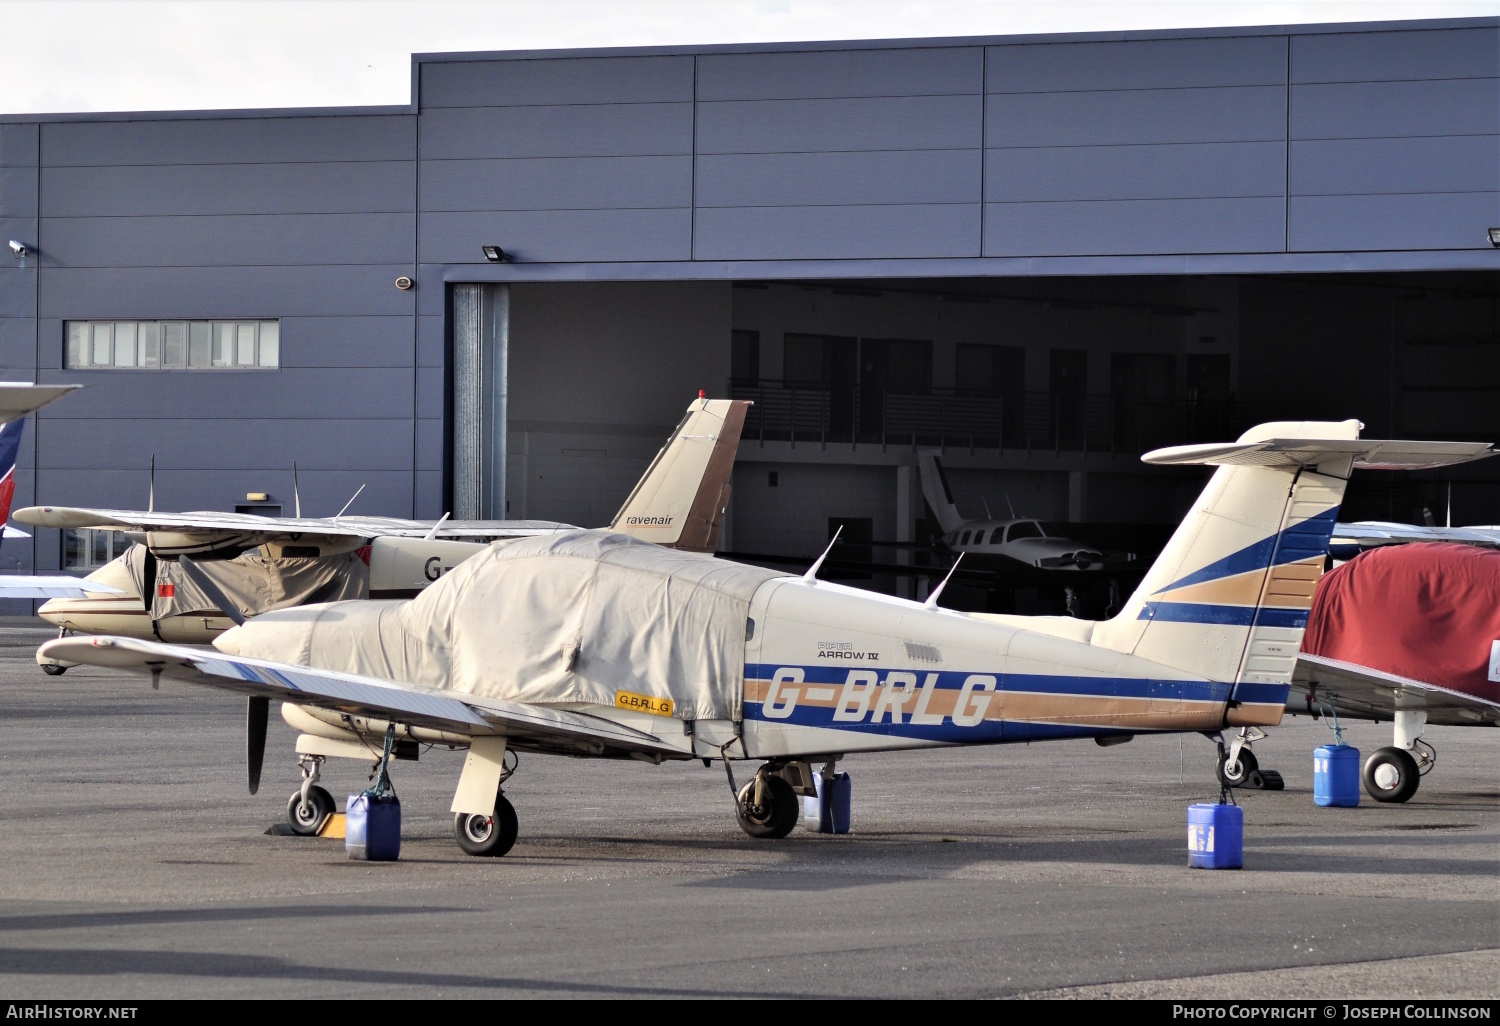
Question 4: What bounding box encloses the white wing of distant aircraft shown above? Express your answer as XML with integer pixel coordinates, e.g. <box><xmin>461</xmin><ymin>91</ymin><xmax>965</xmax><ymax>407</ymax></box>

<box><xmin>0</xmin><ymin>383</ymin><xmax>123</xmax><ymax>600</ymax></box>
<box><xmin>1329</xmin><ymin>520</ymin><xmax>1500</xmax><ymax>557</ymax></box>
<box><xmin>41</xmin><ymin>419</ymin><xmax>1494</xmax><ymax>855</ymax></box>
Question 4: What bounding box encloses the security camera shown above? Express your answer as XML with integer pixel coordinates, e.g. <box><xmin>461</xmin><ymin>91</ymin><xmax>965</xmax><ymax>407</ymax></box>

<box><xmin>6</xmin><ymin>241</ymin><xmax>25</xmax><ymax>258</ymax></box>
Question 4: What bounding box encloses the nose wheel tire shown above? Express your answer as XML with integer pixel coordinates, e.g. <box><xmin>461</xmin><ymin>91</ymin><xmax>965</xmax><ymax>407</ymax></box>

<box><xmin>1217</xmin><ymin>747</ymin><xmax>1259</xmax><ymax>788</ymax></box>
<box><xmin>454</xmin><ymin>793</ymin><xmax>518</xmax><ymax>857</ymax></box>
<box><xmin>40</xmin><ymin>664</ymin><xmax>66</xmax><ymax>676</ymax></box>
<box><xmin>286</xmin><ymin>785</ymin><xmax>335</xmax><ymax>835</ymax></box>
<box><xmin>1363</xmin><ymin>747</ymin><xmax>1420</xmax><ymax>803</ymax></box>
<box><xmin>736</xmin><ymin>775</ymin><xmax>799</xmax><ymax>839</ymax></box>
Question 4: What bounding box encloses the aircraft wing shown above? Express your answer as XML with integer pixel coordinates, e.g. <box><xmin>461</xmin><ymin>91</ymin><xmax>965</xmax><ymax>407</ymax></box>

<box><xmin>0</xmin><ymin>383</ymin><xmax>82</xmax><ymax>420</ymax></box>
<box><xmin>13</xmin><ymin>506</ymin><xmax>573</xmax><ymax>548</ymax></box>
<box><xmin>0</xmin><ymin>576</ymin><xmax>124</xmax><ymax>598</ymax></box>
<box><xmin>37</xmin><ymin>635</ymin><xmax>681</xmax><ymax>757</ymax></box>
<box><xmin>1330</xmin><ymin>521</ymin><xmax>1500</xmax><ymax>551</ymax></box>
<box><xmin>1289</xmin><ymin>652</ymin><xmax>1500</xmax><ymax>728</ymax></box>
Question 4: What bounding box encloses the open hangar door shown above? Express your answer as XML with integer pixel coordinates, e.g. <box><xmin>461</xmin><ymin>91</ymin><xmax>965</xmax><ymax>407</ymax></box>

<box><xmin>485</xmin><ymin>273</ymin><xmax>1500</xmax><ymax>614</ymax></box>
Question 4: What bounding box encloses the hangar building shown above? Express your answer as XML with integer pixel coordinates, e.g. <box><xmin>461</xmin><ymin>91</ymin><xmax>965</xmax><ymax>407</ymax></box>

<box><xmin>1</xmin><ymin>16</ymin><xmax>1497</xmax><ymax>601</ymax></box>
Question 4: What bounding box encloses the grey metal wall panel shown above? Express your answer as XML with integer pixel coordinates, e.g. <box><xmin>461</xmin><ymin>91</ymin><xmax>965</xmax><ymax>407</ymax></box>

<box><xmin>40</xmin><ymin>212</ymin><xmax>415</xmax><ymax>268</ymax></box>
<box><xmin>0</xmin><ymin>317</ymin><xmax>34</xmax><ymax>354</ymax></box>
<box><xmin>42</xmin><ymin>161</ymin><xmax>415</xmax><ymax>217</ymax></box>
<box><xmin>698</xmin><ymin>47</ymin><xmax>981</xmax><ymax>101</ymax></box>
<box><xmin>985</xmin><ymin>197</ymin><xmax>1286</xmax><ymax>256</ymax></box>
<box><xmin>40</xmin><ymin>417</ymin><xmax>414</xmax><ymax>470</ymax></box>
<box><xmin>416</xmin><ymin>365</ymin><xmax>444</xmax><ymax>420</ymax></box>
<box><xmin>42</xmin><ymin>115</ymin><xmax>415</xmax><ymax>167</ymax></box>
<box><xmin>420</xmin><ymin>155</ymin><xmax>690</xmax><ymax>211</ymax></box>
<box><xmin>0</xmin><ymin>215</ymin><xmax>37</xmax><ymax>259</ymax></box>
<box><xmin>278</xmin><ymin>315</ymin><xmax>415</xmax><ymax>368</ymax></box>
<box><xmin>420</xmin><ymin>208</ymin><xmax>691</xmax><ymax>263</ymax></box>
<box><xmin>41</xmin><ymin>266</ymin><xmax>416</xmax><ymax>318</ymax></box>
<box><xmin>419</xmin><ymin>104</ymin><xmax>691</xmax><ymax>160</ymax></box>
<box><xmin>0</xmin><ymin>124</ymin><xmax>39</xmax><ymax>166</ymax></box>
<box><xmin>0</xmin><ymin>269</ymin><xmax>36</xmax><ymax>319</ymax></box>
<box><xmin>1</xmin><ymin>166</ymin><xmax>39</xmax><ymax>218</ymax></box>
<box><xmin>988</xmin><ymin>86</ymin><xmax>1286</xmax><ymax>146</ymax></box>
<box><xmin>696</xmin><ymin>149</ymin><xmax>980</xmax><ymax>207</ymax></box>
<box><xmin>1292</xmin><ymin>135</ymin><xmax>1499</xmax><ymax>196</ymax></box>
<box><xmin>40</xmin><ymin>368</ymin><xmax>413</xmax><ymax>419</ymax></box>
<box><xmin>1292</xmin><ymin>79</ymin><xmax>1499</xmax><ymax>139</ymax></box>
<box><xmin>1290</xmin><ymin>193</ymin><xmax>1499</xmax><ymax>251</ymax></box>
<box><xmin>417</xmin><ymin>314</ymin><xmax>444</xmax><ymax>366</ymax></box>
<box><xmin>696</xmin><ymin>95</ymin><xmax>981</xmax><ymax>154</ymax></box>
<box><xmin>693</xmin><ymin>203</ymin><xmax>979</xmax><ymax>260</ymax></box>
<box><xmin>986</xmin><ymin>36</ymin><xmax>1287</xmax><ymax>92</ymax></box>
<box><xmin>415</xmin><ymin>470</ymin><xmax>443</xmax><ymax>518</ymax></box>
<box><xmin>1292</xmin><ymin>27</ymin><xmax>1499</xmax><ymax>83</ymax></box>
<box><xmin>416</xmin><ymin>418</ymin><xmax>443</xmax><ymax>471</ymax></box>
<box><xmin>987</xmin><ymin>141</ymin><xmax>1284</xmax><ymax>201</ymax></box>
<box><xmin>421</xmin><ymin>55</ymin><xmax>693</xmax><ymax>108</ymax></box>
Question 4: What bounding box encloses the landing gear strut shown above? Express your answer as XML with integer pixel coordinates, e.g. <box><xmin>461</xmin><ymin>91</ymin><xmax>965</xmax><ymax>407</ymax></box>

<box><xmin>286</xmin><ymin>754</ymin><xmax>335</xmax><ymax>835</ymax></box>
<box><xmin>1363</xmin><ymin>710</ymin><xmax>1434</xmax><ymax>803</ymax></box>
<box><xmin>734</xmin><ymin>770</ymin><xmax>799</xmax><ymax>839</ymax></box>
<box><xmin>1215</xmin><ymin>728</ymin><xmax>1284</xmax><ymax>791</ymax></box>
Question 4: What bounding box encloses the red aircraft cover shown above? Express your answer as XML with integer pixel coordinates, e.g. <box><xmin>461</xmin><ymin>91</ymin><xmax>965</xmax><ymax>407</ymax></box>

<box><xmin>1303</xmin><ymin>542</ymin><xmax>1500</xmax><ymax>701</ymax></box>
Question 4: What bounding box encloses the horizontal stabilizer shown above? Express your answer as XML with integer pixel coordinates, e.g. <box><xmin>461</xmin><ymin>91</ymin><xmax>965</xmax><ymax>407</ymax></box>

<box><xmin>0</xmin><ymin>384</ymin><xmax>81</xmax><ymax>421</ymax></box>
<box><xmin>1143</xmin><ymin>438</ymin><xmax>1496</xmax><ymax>471</ymax></box>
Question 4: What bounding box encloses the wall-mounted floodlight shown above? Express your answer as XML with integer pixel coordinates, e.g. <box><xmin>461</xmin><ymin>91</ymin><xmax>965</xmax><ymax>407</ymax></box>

<box><xmin>1489</xmin><ymin>228</ymin><xmax>1500</xmax><ymax>249</ymax></box>
<box><xmin>7</xmin><ymin>240</ymin><xmax>25</xmax><ymax>259</ymax></box>
<box><xmin>481</xmin><ymin>245</ymin><xmax>509</xmax><ymax>262</ymax></box>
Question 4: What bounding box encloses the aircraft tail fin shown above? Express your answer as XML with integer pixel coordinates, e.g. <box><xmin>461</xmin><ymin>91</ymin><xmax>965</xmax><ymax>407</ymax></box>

<box><xmin>1091</xmin><ymin>421</ymin><xmax>1495</xmax><ymax>694</ymax></box>
<box><xmin>608</xmin><ymin>397</ymin><xmax>749</xmax><ymax>553</ymax></box>
<box><xmin>916</xmin><ymin>451</ymin><xmax>965</xmax><ymax>534</ymax></box>
<box><xmin>0</xmin><ymin>417</ymin><xmax>26</xmax><ymax>534</ymax></box>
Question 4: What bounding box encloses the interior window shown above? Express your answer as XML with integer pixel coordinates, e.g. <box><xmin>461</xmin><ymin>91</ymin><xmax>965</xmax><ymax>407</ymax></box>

<box><xmin>1007</xmin><ymin>521</ymin><xmax>1042</xmax><ymax>541</ymax></box>
<box><xmin>959</xmin><ymin>531</ymin><xmax>971</xmax><ymax>545</ymax></box>
<box><xmin>972</xmin><ymin>529</ymin><xmax>987</xmax><ymax>545</ymax></box>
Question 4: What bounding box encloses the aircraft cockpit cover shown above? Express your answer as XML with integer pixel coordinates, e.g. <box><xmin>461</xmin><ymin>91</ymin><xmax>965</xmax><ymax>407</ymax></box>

<box><xmin>227</xmin><ymin>530</ymin><xmax>786</xmax><ymax>721</ymax></box>
<box><xmin>1302</xmin><ymin>541</ymin><xmax>1500</xmax><ymax>700</ymax></box>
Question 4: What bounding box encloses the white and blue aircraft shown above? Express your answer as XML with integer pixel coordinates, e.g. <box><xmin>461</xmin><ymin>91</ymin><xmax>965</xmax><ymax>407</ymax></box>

<box><xmin>40</xmin><ymin>420</ymin><xmax>1493</xmax><ymax>855</ymax></box>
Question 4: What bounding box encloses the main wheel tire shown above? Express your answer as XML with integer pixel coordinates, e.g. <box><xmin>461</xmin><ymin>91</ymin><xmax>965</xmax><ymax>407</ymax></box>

<box><xmin>1217</xmin><ymin>747</ymin><xmax>1259</xmax><ymax>788</ymax></box>
<box><xmin>735</xmin><ymin>775</ymin><xmax>799</xmax><ymax>840</ymax></box>
<box><xmin>286</xmin><ymin>785</ymin><xmax>335</xmax><ymax>835</ymax></box>
<box><xmin>454</xmin><ymin>793</ymin><xmax>519</xmax><ymax>857</ymax></box>
<box><xmin>1363</xmin><ymin>746</ymin><xmax>1420</xmax><ymax>803</ymax></box>
<box><xmin>40</xmin><ymin>664</ymin><xmax>66</xmax><ymax>676</ymax></box>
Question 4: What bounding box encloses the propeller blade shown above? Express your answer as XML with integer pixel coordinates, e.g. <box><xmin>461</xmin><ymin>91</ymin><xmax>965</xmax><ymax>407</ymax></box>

<box><xmin>176</xmin><ymin>556</ymin><xmax>246</xmax><ymax>626</ymax></box>
<box><xmin>247</xmin><ymin>696</ymin><xmax>268</xmax><ymax>795</ymax></box>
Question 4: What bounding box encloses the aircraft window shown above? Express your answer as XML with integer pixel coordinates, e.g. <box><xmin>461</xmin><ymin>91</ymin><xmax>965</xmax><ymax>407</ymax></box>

<box><xmin>1007</xmin><ymin>521</ymin><xmax>1042</xmax><ymax>541</ymax></box>
<box><xmin>64</xmin><ymin>320</ymin><xmax>280</xmax><ymax>370</ymax></box>
<box><xmin>63</xmin><ymin>529</ymin><xmax>131</xmax><ymax>570</ymax></box>
<box><xmin>972</xmin><ymin>529</ymin><xmax>987</xmax><ymax>545</ymax></box>
<box><xmin>959</xmin><ymin>531</ymin><xmax>971</xmax><ymax>545</ymax></box>
<box><xmin>1037</xmin><ymin>522</ymin><xmax>1065</xmax><ymax>538</ymax></box>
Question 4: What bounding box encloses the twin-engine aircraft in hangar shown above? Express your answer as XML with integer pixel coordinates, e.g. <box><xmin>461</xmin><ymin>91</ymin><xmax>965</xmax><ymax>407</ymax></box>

<box><xmin>19</xmin><ymin>396</ymin><xmax>747</xmax><ymax>656</ymax></box>
<box><xmin>42</xmin><ymin>418</ymin><xmax>1494</xmax><ymax>855</ymax></box>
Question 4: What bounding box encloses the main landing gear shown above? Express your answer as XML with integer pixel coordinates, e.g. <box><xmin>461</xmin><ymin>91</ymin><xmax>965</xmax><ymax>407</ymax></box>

<box><xmin>455</xmin><ymin>792</ymin><xmax>519</xmax><ymax>857</ymax></box>
<box><xmin>1215</xmin><ymin>728</ymin><xmax>1285</xmax><ymax>791</ymax></box>
<box><xmin>729</xmin><ymin>760</ymin><xmax>820</xmax><ymax>839</ymax></box>
<box><xmin>1362</xmin><ymin>710</ymin><xmax>1435</xmax><ymax>803</ymax></box>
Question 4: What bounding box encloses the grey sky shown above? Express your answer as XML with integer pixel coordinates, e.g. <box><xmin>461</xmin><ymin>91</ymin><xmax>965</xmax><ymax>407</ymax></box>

<box><xmin>2</xmin><ymin>0</ymin><xmax>1494</xmax><ymax>116</ymax></box>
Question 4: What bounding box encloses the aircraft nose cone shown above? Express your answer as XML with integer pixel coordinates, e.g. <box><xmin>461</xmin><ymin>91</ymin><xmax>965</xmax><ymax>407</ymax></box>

<box><xmin>213</xmin><ymin>625</ymin><xmax>243</xmax><ymax>655</ymax></box>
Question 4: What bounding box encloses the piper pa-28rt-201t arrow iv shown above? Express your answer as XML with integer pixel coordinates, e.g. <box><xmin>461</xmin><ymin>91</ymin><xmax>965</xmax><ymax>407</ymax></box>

<box><xmin>42</xmin><ymin>420</ymin><xmax>1494</xmax><ymax>854</ymax></box>
<box><xmin>20</xmin><ymin>396</ymin><xmax>748</xmax><ymax>658</ymax></box>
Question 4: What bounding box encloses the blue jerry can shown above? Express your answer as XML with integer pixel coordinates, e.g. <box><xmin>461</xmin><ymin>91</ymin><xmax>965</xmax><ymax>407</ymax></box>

<box><xmin>818</xmin><ymin>772</ymin><xmax>852</xmax><ymax>835</ymax></box>
<box><xmin>1187</xmin><ymin>802</ymin><xmax>1243</xmax><ymax>869</ymax></box>
<box><xmin>346</xmin><ymin>793</ymin><xmax>401</xmax><ymax>861</ymax></box>
<box><xmin>1313</xmin><ymin>744</ymin><xmax>1361</xmax><ymax>807</ymax></box>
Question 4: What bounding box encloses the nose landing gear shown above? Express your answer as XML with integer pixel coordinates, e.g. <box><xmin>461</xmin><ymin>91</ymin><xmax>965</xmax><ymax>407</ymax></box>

<box><xmin>1215</xmin><ymin>728</ymin><xmax>1284</xmax><ymax>791</ymax></box>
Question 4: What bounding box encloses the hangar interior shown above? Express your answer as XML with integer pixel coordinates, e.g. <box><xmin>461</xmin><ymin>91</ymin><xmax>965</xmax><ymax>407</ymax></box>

<box><xmin>500</xmin><ymin>272</ymin><xmax>1500</xmax><ymax>575</ymax></box>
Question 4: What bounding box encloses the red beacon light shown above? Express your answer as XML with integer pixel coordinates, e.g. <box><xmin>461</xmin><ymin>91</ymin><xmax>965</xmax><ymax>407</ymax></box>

<box><xmin>699</xmin><ymin>389</ymin><xmax>706</xmax><ymax>399</ymax></box>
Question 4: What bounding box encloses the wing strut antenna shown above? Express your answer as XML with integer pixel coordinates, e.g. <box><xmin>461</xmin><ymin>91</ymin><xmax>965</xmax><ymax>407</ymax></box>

<box><xmin>333</xmin><ymin>483</ymin><xmax>365</xmax><ymax>522</ymax></box>
<box><xmin>148</xmin><ymin>455</ymin><xmax>155</xmax><ymax>513</ymax></box>
<box><xmin>923</xmin><ymin>553</ymin><xmax>964</xmax><ymax>610</ymax></box>
<box><xmin>292</xmin><ymin>462</ymin><xmax>302</xmax><ymax>519</ymax></box>
<box><xmin>424</xmin><ymin>512</ymin><xmax>451</xmax><ymax>541</ymax></box>
<box><xmin>177</xmin><ymin>556</ymin><xmax>246</xmax><ymax>627</ymax></box>
<box><xmin>803</xmin><ymin>525</ymin><xmax>843</xmax><ymax>584</ymax></box>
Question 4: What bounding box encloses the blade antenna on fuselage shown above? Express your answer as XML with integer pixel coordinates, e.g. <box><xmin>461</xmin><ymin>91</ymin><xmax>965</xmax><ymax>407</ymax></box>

<box><xmin>424</xmin><ymin>512</ymin><xmax>451</xmax><ymax>541</ymax></box>
<box><xmin>803</xmin><ymin>525</ymin><xmax>843</xmax><ymax>584</ymax></box>
<box><xmin>148</xmin><ymin>455</ymin><xmax>155</xmax><ymax>513</ymax></box>
<box><xmin>923</xmin><ymin>553</ymin><xmax>965</xmax><ymax>610</ymax></box>
<box><xmin>334</xmin><ymin>483</ymin><xmax>365</xmax><ymax>522</ymax></box>
<box><xmin>293</xmin><ymin>462</ymin><xmax>302</xmax><ymax>519</ymax></box>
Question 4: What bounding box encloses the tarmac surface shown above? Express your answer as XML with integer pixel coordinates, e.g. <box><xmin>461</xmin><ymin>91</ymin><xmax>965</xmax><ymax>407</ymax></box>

<box><xmin>0</xmin><ymin>621</ymin><xmax>1494</xmax><ymax>999</ymax></box>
